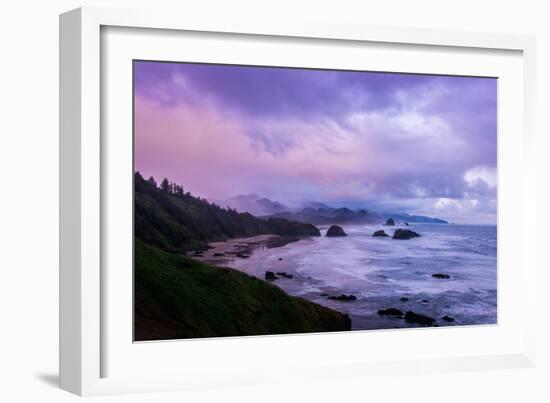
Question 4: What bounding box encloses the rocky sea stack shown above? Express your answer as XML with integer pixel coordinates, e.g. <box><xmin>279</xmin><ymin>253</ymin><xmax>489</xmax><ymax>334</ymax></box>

<box><xmin>404</xmin><ymin>311</ymin><xmax>435</xmax><ymax>326</ymax></box>
<box><xmin>326</xmin><ymin>225</ymin><xmax>347</xmax><ymax>237</ymax></box>
<box><xmin>385</xmin><ymin>218</ymin><xmax>396</xmax><ymax>226</ymax></box>
<box><xmin>372</xmin><ymin>230</ymin><xmax>389</xmax><ymax>237</ymax></box>
<box><xmin>392</xmin><ymin>229</ymin><xmax>421</xmax><ymax>240</ymax></box>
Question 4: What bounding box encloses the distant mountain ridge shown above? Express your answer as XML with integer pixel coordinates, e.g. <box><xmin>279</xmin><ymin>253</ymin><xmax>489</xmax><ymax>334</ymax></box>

<box><xmin>215</xmin><ymin>194</ymin><xmax>448</xmax><ymax>225</ymax></box>
<box><xmin>385</xmin><ymin>213</ymin><xmax>448</xmax><ymax>224</ymax></box>
<box><xmin>268</xmin><ymin>207</ymin><xmax>379</xmax><ymax>225</ymax></box>
<box><xmin>214</xmin><ymin>194</ymin><xmax>289</xmax><ymax>216</ymax></box>
<box><xmin>270</xmin><ymin>207</ymin><xmax>447</xmax><ymax>225</ymax></box>
<box><xmin>304</xmin><ymin>202</ymin><xmax>332</xmax><ymax>210</ymax></box>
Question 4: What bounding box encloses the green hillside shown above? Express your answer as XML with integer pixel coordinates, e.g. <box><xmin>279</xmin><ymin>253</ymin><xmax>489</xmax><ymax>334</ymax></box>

<box><xmin>134</xmin><ymin>172</ymin><xmax>320</xmax><ymax>252</ymax></box>
<box><xmin>135</xmin><ymin>240</ymin><xmax>351</xmax><ymax>340</ymax></box>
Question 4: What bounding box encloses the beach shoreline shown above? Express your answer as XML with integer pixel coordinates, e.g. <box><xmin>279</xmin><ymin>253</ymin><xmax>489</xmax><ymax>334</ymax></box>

<box><xmin>191</xmin><ymin>234</ymin><xmax>304</xmax><ymax>266</ymax></box>
<box><xmin>188</xmin><ymin>223</ymin><xmax>497</xmax><ymax>331</ymax></box>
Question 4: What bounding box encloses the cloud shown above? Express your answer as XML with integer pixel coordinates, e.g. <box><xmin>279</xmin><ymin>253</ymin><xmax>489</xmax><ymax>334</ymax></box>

<box><xmin>134</xmin><ymin>61</ymin><xmax>497</xmax><ymax>223</ymax></box>
<box><xmin>464</xmin><ymin>166</ymin><xmax>497</xmax><ymax>187</ymax></box>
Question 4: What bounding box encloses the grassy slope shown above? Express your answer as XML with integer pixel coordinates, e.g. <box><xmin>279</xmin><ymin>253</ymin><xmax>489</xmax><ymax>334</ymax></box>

<box><xmin>135</xmin><ymin>240</ymin><xmax>351</xmax><ymax>340</ymax></box>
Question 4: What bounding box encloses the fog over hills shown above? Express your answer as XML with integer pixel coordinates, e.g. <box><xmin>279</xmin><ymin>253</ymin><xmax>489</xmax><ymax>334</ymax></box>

<box><xmin>213</xmin><ymin>194</ymin><xmax>448</xmax><ymax>225</ymax></box>
<box><xmin>213</xmin><ymin>194</ymin><xmax>289</xmax><ymax>217</ymax></box>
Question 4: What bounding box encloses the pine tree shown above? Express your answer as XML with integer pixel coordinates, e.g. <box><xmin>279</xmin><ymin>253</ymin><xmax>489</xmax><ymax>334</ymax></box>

<box><xmin>160</xmin><ymin>178</ymin><xmax>170</xmax><ymax>192</ymax></box>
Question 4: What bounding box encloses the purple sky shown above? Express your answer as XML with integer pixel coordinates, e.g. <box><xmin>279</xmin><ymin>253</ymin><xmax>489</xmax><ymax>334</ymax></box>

<box><xmin>134</xmin><ymin>61</ymin><xmax>497</xmax><ymax>223</ymax></box>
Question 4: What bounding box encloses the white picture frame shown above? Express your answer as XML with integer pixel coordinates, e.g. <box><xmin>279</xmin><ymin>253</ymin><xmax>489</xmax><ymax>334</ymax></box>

<box><xmin>59</xmin><ymin>6</ymin><xmax>537</xmax><ymax>396</ymax></box>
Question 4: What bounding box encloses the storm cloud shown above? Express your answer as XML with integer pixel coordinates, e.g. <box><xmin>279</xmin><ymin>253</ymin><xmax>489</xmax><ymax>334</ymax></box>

<box><xmin>134</xmin><ymin>61</ymin><xmax>497</xmax><ymax>223</ymax></box>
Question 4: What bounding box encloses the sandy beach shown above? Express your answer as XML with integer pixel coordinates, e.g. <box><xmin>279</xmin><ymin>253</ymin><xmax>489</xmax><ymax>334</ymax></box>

<box><xmin>191</xmin><ymin>234</ymin><xmax>303</xmax><ymax>266</ymax></box>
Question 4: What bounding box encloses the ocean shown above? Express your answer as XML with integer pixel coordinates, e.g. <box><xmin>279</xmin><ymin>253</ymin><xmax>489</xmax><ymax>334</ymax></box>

<box><xmin>226</xmin><ymin>223</ymin><xmax>497</xmax><ymax>330</ymax></box>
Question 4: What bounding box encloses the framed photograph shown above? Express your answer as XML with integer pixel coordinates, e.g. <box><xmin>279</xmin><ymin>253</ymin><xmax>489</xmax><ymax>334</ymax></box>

<box><xmin>60</xmin><ymin>7</ymin><xmax>537</xmax><ymax>396</ymax></box>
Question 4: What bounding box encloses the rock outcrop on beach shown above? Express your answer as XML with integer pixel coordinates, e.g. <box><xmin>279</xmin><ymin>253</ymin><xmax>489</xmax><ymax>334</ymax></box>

<box><xmin>265</xmin><ymin>218</ymin><xmax>321</xmax><ymax>237</ymax></box>
<box><xmin>404</xmin><ymin>311</ymin><xmax>435</xmax><ymax>325</ymax></box>
<box><xmin>442</xmin><ymin>315</ymin><xmax>455</xmax><ymax>322</ymax></box>
<box><xmin>377</xmin><ymin>308</ymin><xmax>404</xmax><ymax>316</ymax></box>
<box><xmin>327</xmin><ymin>294</ymin><xmax>357</xmax><ymax>301</ymax></box>
<box><xmin>135</xmin><ymin>240</ymin><xmax>352</xmax><ymax>341</ymax></box>
<box><xmin>373</xmin><ymin>230</ymin><xmax>389</xmax><ymax>237</ymax></box>
<box><xmin>385</xmin><ymin>218</ymin><xmax>396</xmax><ymax>226</ymax></box>
<box><xmin>392</xmin><ymin>229</ymin><xmax>421</xmax><ymax>240</ymax></box>
<box><xmin>266</xmin><ymin>270</ymin><xmax>292</xmax><ymax>280</ymax></box>
<box><xmin>432</xmin><ymin>273</ymin><xmax>450</xmax><ymax>279</ymax></box>
<box><xmin>326</xmin><ymin>225</ymin><xmax>347</xmax><ymax>237</ymax></box>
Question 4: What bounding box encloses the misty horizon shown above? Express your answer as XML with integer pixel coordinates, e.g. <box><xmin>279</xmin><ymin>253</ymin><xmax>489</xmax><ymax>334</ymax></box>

<box><xmin>134</xmin><ymin>61</ymin><xmax>497</xmax><ymax>224</ymax></box>
<box><xmin>136</xmin><ymin>173</ymin><xmax>495</xmax><ymax>225</ymax></box>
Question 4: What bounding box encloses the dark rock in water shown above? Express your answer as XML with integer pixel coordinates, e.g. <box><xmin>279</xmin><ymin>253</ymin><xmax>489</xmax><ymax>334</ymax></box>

<box><xmin>404</xmin><ymin>311</ymin><xmax>435</xmax><ymax>325</ymax></box>
<box><xmin>326</xmin><ymin>225</ymin><xmax>347</xmax><ymax>237</ymax></box>
<box><xmin>377</xmin><ymin>308</ymin><xmax>404</xmax><ymax>316</ymax></box>
<box><xmin>328</xmin><ymin>294</ymin><xmax>357</xmax><ymax>301</ymax></box>
<box><xmin>420</xmin><ymin>299</ymin><xmax>430</xmax><ymax>304</ymax></box>
<box><xmin>392</xmin><ymin>229</ymin><xmax>421</xmax><ymax>240</ymax></box>
<box><xmin>442</xmin><ymin>315</ymin><xmax>455</xmax><ymax>322</ymax></box>
<box><xmin>265</xmin><ymin>271</ymin><xmax>277</xmax><ymax>281</ymax></box>
<box><xmin>385</xmin><ymin>218</ymin><xmax>396</xmax><ymax>226</ymax></box>
<box><xmin>432</xmin><ymin>273</ymin><xmax>450</xmax><ymax>279</ymax></box>
<box><xmin>213</xmin><ymin>253</ymin><xmax>225</xmax><ymax>257</ymax></box>
<box><xmin>236</xmin><ymin>253</ymin><xmax>250</xmax><ymax>258</ymax></box>
<box><xmin>373</xmin><ymin>230</ymin><xmax>389</xmax><ymax>237</ymax></box>
<box><xmin>320</xmin><ymin>293</ymin><xmax>329</xmax><ymax>297</ymax></box>
<box><xmin>400</xmin><ymin>297</ymin><xmax>409</xmax><ymax>302</ymax></box>
<box><xmin>404</xmin><ymin>222</ymin><xmax>409</xmax><ymax>226</ymax></box>
<box><xmin>278</xmin><ymin>257</ymin><xmax>283</xmax><ymax>261</ymax></box>
<box><xmin>276</xmin><ymin>272</ymin><xmax>293</xmax><ymax>279</ymax></box>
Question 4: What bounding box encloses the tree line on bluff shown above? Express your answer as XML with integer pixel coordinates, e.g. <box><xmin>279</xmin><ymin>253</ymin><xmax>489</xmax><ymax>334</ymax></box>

<box><xmin>134</xmin><ymin>172</ymin><xmax>320</xmax><ymax>253</ymax></box>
